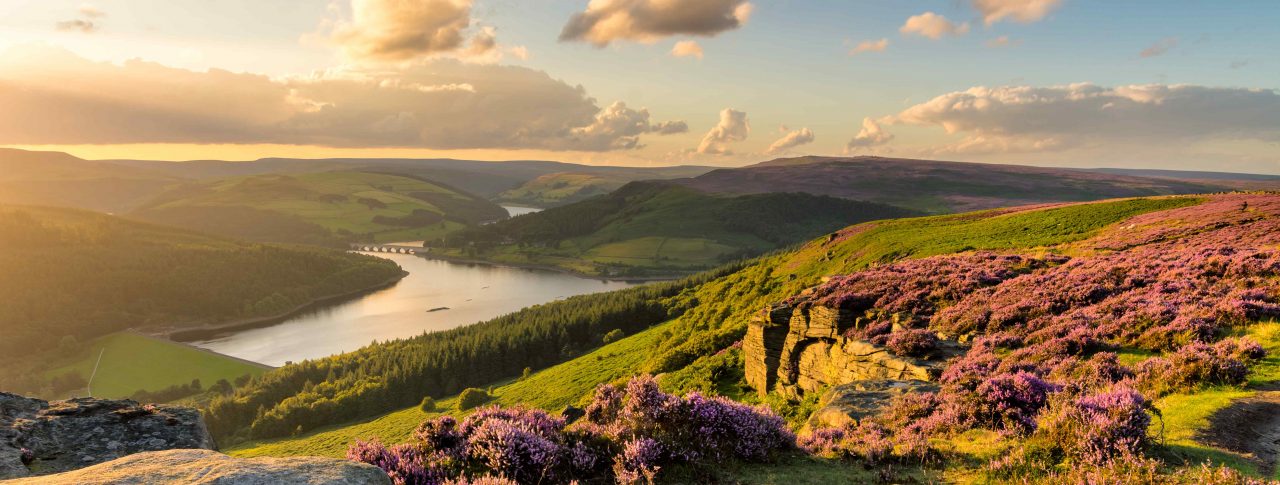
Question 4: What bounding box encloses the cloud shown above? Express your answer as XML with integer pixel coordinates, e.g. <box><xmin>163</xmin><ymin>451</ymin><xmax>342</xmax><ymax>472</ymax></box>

<box><xmin>671</xmin><ymin>40</ymin><xmax>704</xmax><ymax>59</ymax></box>
<box><xmin>0</xmin><ymin>45</ymin><xmax>680</xmax><ymax>152</ymax></box>
<box><xmin>1139</xmin><ymin>37</ymin><xmax>1179</xmax><ymax>58</ymax></box>
<box><xmin>845</xmin><ymin>118</ymin><xmax>894</xmax><ymax>152</ymax></box>
<box><xmin>985</xmin><ymin>36</ymin><xmax>1019</xmax><ymax>48</ymax></box>
<box><xmin>78</xmin><ymin>4</ymin><xmax>106</xmax><ymax>18</ymax></box>
<box><xmin>56</xmin><ymin>4</ymin><xmax>105</xmax><ymax>33</ymax></box>
<box><xmin>565</xmin><ymin>101</ymin><xmax>688</xmax><ymax>150</ymax></box>
<box><xmin>900</xmin><ymin>12</ymin><xmax>969</xmax><ymax>40</ymax></box>
<box><xmin>766</xmin><ymin>127</ymin><xmax>814</xmax><ymax>154</ymax></box>
<box><xmin>850</xmin><ymin>38</ymin><xmax>889</xmax><ymax>55</ymax></box>
<box><xmin>560</xmin><ymin>0</ymin><xmax>753</xmax><ymax>46</ymax></box>
<box><xmin>697</xmin><ymin>108</ymin><xmax>750</xmax><ymax>155</ymax></box>
<box><xmin>886</xmin><ymin>83</ymin><xmax>1280</xmax><ymax>154</ymax></box>
<box><xmin>971</xmin><ymin>0</ymin><xmax>1062</xmax><ymax>25</ymax></box>
<box><xmin>327</xmin><ymin>0</ymin><xmax>500</xmax><ymax>62</ymax></box>
<box><xmin>55</xmin><ymin>19</ymin><xmax>97</xmax><ymax>33</ymax></box>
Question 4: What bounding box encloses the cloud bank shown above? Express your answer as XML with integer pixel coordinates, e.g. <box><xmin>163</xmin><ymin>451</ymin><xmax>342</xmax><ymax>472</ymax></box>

<box><xmin>560</xmin><ymin>0</ymin><xmax>753</xmax><ymax>46</ymax></box>
<box><xmin>887</xmin><ymin>83</ymin><xmax>1280</xmax><ymax>154</ymax></box>
<box><xmin>0</xmin><ymin>45</ymin><xmax>682</xmax><ymax>152</ymax></box>
<box><xmin>327</xmin><ymin>0</ymin><xmax>501</xmax><ymax>62</ymax></box>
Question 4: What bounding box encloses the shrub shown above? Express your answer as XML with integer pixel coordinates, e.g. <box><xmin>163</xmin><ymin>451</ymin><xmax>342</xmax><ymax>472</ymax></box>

<box><xmin>348</xmin><ymin>376</ymin><xmax>793</xmax><ymax>484</ymax></box>
<box><xmin>972</xmin><ymin>371</ymin><xmax>1059</xmax><ymax>434</ymax></box>
<box><xmin>1033</xmin><ymin>387</ymin><xmax>1153</xmax><ymax>465</ymax></box>
<box><xmin>457</xmin><ymin>388</ymin><xmax>492</xmax><ymax>411</ymax></box>
<box><xmin>884</xmin><ymin>329</ymin><xmax>939</xmax><ymax>357</ymax></box>
<box><xmin>1135</xmin><ymin>341</ymin><xmax>1251</xmax><ymax>396</ymax></box>
<box><xmin>420</xmin><ymin>396</ymin><xmax>436</xmax><ymax>412</ymax></box>
<box><xmin>602</xmin><ymin>329</ymin><xmax>625</xmax><ymax>344</ymax></box>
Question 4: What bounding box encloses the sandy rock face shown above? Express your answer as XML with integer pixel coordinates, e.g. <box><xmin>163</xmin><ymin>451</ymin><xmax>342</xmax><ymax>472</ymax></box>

<box><xmin>7</xmin><ymin>449</ymin><xmax>392</xmax><ymax>485</ymax></box>
<box><xmin>0</xmin><ymin>392</ymin><xmax>214</xmax><ymax>479</ymax></box>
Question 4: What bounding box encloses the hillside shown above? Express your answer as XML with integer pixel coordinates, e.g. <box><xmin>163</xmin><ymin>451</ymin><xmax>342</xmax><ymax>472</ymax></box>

<box><xmin>679</xmin><ymin>155</ymin><xmax>1228</xmax><ymax>213</ymax></box>
<box><xmin>130</xmin><ymin>171</ymin><xmax>508</xmax><ymax>245</ymax></box>
<box><xmin>433</xmin><ymin>181</ymin><xmax>919</xmax><ymax>276</ymax></box>
<box><xmin>495</xmin><ymin>166</ymin><xmax>715</xmax><ymax>207</ymax></box>
<box><xmin>0</xmin><ymin>149</ymin><xmax>177</xmax><ymax>213</ymax></box>
<box><xmin>219</xmin><ymin>193</ymin><xmax>1280</xmax><ymax>483</ymax></box>
<box><xmin>0</xmin><ymin>205</ymin><xmax>402</xmax><ymax>399</ymax></box>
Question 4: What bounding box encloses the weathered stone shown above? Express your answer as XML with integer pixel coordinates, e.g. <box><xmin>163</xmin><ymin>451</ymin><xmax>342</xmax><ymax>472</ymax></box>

<box><xmin>745</xmin><ymin>296</ymin><xmax>963</xmax><ymax>399</ymax></box>
<box><xmin>0</xmin><ymin>393</ymin><xmax>214</xmax><ymax>480</ymax></box>
<box><xmin>9</xmin><ymin>449</ymin><xmax>392</xmax><ymax>485</ymax></box>
<box><xmin>803</xmin><ymin>380</ymin><xmax>939</xmax><ymax>433</ymax></box>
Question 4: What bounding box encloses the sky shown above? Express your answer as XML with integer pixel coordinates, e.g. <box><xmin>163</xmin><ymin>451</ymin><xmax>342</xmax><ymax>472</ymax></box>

<box><xmin>0</xmin><ymin>0</ymin><xmax>1277</xmax><ymax>172</ymax></box>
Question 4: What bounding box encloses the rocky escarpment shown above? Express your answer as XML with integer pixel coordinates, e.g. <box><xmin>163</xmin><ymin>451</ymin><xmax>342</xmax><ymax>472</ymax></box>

<box><xmin>744</xmin><ymin>299</ymin><xmax>961</xmax><ymax>400</ymax></box>
<box><xmin>0</xmin><ymin>393</ymin><xmax>214</xmax><ymax>479</ymax></box>
<box><xmin>13</xmin><ymin>449</ymin><xmax>392</xmax><ymax>485</ymax></box>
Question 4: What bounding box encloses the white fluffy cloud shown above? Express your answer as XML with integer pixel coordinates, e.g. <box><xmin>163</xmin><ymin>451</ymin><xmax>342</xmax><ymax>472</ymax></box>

<box><xmin>887</xmin><ymin>83</ymin><xmax>1280</xmax><ymax>154</ymax></box>
<box><xmin>671</xmin><ymin>40</ymin><xmax>704</xmax><ymax>59</ymax></box>
<box><xmin>0</xmin><ymin>45</ymin><xmax>679</xmax><ymax>152</ymax></box>
<box><xmin>971</xmin><ymin>0</ymin><xmax>1063</xmax><ymax>25</ymax></box>
<box><xmin>566</xmin><ymin>101</ymin><xmax>688</xmax><ymax>150</ymax></box>
<box><xmin>697</xmin><ymin>108</ymin><xmax>750</xmax><ymax>155</ymax></box>
<box><xmin>327</xmin><ymin>0</ymin><xmax>498</xmax><ymax>62</ymax></box>
<box><xmin>560</xmin><ymin>0</ymin><xmax>753</xmax><ymax>46</ymax></box>
<box><xmin>900</xmin><ymin>12</ymin><xmax>969</xmax><ymax>40</ymax></box>
<box><xmin>845</xmin><ymin>118</ymin><xmax>894</xmax><ymax>152</ymax></box>
<box><xmin>850</xmin><ymin>38</ymin><xmax>889</xmax><ymax>55</ymax></box>
<box><xmin>766</xmin><ymin>127</ymin><xmax>814</xmax><ymax>154</ymax></box>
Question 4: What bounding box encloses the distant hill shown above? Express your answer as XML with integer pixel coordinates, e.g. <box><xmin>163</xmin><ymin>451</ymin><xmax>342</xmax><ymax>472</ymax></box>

<box><xmin>678</xmin><ymin>155</ymin><xmax>1229</xmax><ymax>213</ymax></box>
<box><xmin>434</xmin><ymin>181</ymin><xmax>919</xmax><ymax>276</ymax></box>
<box><xmin>130</xmin><ymin>171</ymin><xmax>508</xmax><ymax>246</ymax></box>
<box><xmin>0</xmin><ymin>205</ymin><xmax>402</xmax><ymax>397</ymax></box>
<box><xmin>496</xmin><ymin>166</ymin><xmax>714</xmax><ymax>207</ymax></box>
<box><xmin>1086</xmin><ymin>167</ymin><xmax>1280</xmax><ymax>181</ymax></box>
<box><xmin>0</xmin><ymin>149</ymin><xmax>178</xmax><ymax>213</ymax></box>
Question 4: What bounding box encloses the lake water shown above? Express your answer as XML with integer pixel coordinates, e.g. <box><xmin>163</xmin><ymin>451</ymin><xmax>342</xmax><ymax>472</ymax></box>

<box><xmin>186</xmin><ymin>205</ymin><xmax>638</xmax><ymax>366</ymax></box>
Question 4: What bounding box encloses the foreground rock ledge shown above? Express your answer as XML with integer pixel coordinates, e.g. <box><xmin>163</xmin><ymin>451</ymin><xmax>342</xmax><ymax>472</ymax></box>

<box><xmin>5</xmin><ymin>449</ymin><xmax>392</xmax><ymax>485</ymax></box>
<box><xmin>0</xmin><ymin>393</ymin><xmax>214</xmax><ymax>479</ymax></box>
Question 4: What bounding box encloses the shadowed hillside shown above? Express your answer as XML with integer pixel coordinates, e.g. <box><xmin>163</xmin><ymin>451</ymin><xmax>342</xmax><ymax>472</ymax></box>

<box><xmin>0</xmin><ymin>149</ymin><xmax>178</xmax><ymax>213</ymax></box>
<box><xmin>679</xmin><ymin>156</ymin><xmax>1229</xmax><ymax>213</ymax></box>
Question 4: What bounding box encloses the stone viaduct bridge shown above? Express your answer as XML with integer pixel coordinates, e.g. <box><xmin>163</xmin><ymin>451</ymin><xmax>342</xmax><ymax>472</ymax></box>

<box><xmin>350</xmin><ymin>244</ymin><xmax>420</xmax><ymax>255</ymax></box>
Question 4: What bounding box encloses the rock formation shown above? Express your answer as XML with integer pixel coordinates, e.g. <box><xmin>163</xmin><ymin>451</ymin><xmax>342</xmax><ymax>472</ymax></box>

<box><xmin>803</xmin><ymin>380</ymin><xmax>938</xmax><ymax>432</ymax></box>
<box><xmin>0</xmin><ymin>393</ymin><xmax>214</xmax><ymax>480</ymax></box>
<box><xmin>12</xmin><ymin>449</ymin><xmax>393</xmax><ymax>484</ymax></box>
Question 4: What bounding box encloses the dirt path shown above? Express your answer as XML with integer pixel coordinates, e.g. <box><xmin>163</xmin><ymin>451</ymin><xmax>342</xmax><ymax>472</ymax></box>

<box><xmin>1199</xmin><ymin>390</ymin><xmax>1280</xmax><ymax>476</ymax></box>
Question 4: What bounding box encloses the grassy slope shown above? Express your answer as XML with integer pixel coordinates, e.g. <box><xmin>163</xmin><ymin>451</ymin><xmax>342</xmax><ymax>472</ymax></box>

<box><xmin>437</xmin><ymin>183</ymin><xmax>919</xmax><ymax>276</ymax></box>
<box><xmin>132</xmin><ymin>171</ymin><xmax>504</xmax><ymax>245</ymax></box>
<box><xmin>45</xmin><ymin>332</ymin><xmax>268</xmax><ymax>400</ymax></box>
<box><xmin>0</xmin><ymin>205</ymin><xmax>402</xmax><ymax>396</ymax></box>
<box><xmin>231</xmin><ymin>196</ymin><xmax>1197</xmax><ymax>462</ymax></box>
<box><xmin>496</xmin><ymin>172</ymin><xmax>623</xmax><ymax>207</ymax></box>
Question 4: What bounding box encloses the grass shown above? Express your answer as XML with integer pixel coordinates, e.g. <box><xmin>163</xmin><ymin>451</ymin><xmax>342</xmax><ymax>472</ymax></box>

<box><xmin>45</xmin><ymin>331</ymin><xmax>269</xmax><ymax>400</ymax></box>
<box><xmin>228</xmin><ymin>322</ymin><xmax>674</xmax><ymax>458</ymax></box>
<box><xmin>1150</xmin><ymin>321</ymin><xmax>1280</xmax><ymax>477</ymax></box>
<box><xmin>134</xmin><ymin>171</ymin><xmax>504</xmax><ymax>243</ymax></box>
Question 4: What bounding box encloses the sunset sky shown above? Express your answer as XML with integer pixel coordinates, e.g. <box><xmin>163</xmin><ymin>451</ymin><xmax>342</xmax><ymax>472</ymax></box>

<box><xmin>0</xmin><ymin>0</ymin><xmax>1277</xmax><ymax>172</ymax></box>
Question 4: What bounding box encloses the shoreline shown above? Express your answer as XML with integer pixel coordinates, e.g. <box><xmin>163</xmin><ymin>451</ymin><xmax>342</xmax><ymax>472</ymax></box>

<box><xmin>412</xmin><ymin>250</ymin><xmax>685</xmax><ymax>283</ymax></box>
<box><xmin>158</xmin><ymin>270</ymin><xmax>409</xmax><ymax>343</ymax></box>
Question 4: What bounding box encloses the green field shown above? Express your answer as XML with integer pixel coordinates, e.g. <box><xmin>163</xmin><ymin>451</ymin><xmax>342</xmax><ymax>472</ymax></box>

<box><xmin>132</xmin><ymin>171</ymin><xmax>506</xmax><ymax>245</ymax></box>
<box><xmin>46</xmin><ymin>332</ymin><xmax>269</xmax><ymax>400</ymax></box>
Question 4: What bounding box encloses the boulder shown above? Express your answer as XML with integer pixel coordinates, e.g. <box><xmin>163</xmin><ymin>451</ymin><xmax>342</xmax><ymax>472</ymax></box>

<box><xmin>8</xmin><ymin>449</ymin><xmax>392</xmax><ymax>485</ymax></box>
<box><xmin>0</xmin><ymin>393</ymin><xmax>214</xmax><ymax>479</ymax></box>
<box><xmin>745</xmin><ymin>299</ymin><xmax>961</xmax><ymax>399</ymax></box>
<box><xmin>803</xmin><ymin>380</ymin><xmax>939</xmax><ymax>433</ymax></box>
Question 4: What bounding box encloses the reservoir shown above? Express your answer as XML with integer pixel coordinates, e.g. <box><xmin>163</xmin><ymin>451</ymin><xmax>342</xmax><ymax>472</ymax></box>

<box><xmin>185</xmin><ymin>206</ymin><xmax>639</xmax><ymax>366</ymax></box>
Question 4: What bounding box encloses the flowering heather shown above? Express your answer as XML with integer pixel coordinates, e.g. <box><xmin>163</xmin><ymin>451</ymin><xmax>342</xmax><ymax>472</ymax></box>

<box><xmin>349</xmin><ymin>376</ymin><xmax>793</xmax><ymax>484</ymax></box>
<box><xmin>884</xmin><ymin>328</ymin><xmax>939</xmax><ymax>357</ymax></box>
<box><xmin>791</xmin><ymin>194</ymin><xmax>1280</xmax><ymax>473</ymax></box>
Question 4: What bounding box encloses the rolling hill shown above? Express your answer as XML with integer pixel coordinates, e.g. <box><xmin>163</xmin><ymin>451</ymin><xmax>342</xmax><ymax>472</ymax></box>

<box><xmin>220</xmin><ymin>193</ymin><xmax>1280</xmax><ymax>483</ymax></box>
<box><xmin>0</xmin><ymin>204</ymin><xmax>402</xmax><ymax>399</ymax></box>
<box><xmin>495</xmin><ymin>166</ymin><xmax>715</xmax><ymax>207</ymax></box>
<box><xmin>434</xmin><ymin>181</ymin><xmax>919</xmax><ymax>276</ymax></box>
<box><xmin>678</xmin><ymin>155</ymin><xmax>1230</xmax><ymax>213</ymax></box>
<box><xmin>129</xmin><ymin>171</ymin><xmax>509</xmax><ymax>245</ymax></box>
<box><xmin>0</xmin><ymin>148</ymin><xmax>178</xmax><ymax>213</ymax></box>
